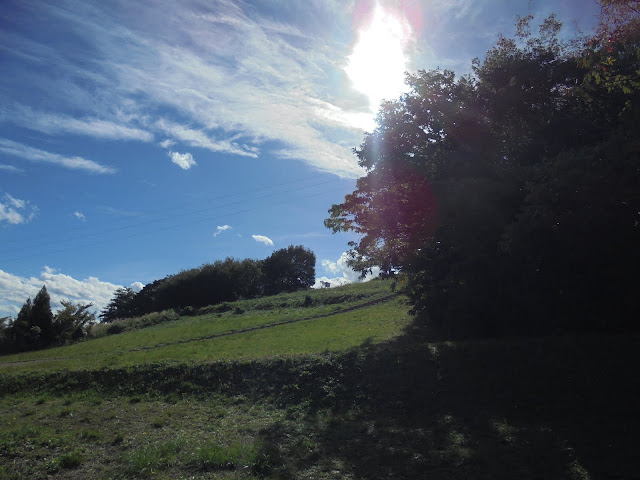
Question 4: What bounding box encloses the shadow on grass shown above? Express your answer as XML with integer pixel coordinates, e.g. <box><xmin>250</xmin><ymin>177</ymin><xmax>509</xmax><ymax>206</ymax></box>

<box><xmin>257</xmin><ymin>320</ymin><xmax>640</xmax><ymax>479</ymax></box>
<box><xmin>1</xmin><ymin>316</ymin><xmax>637</xmax><ymax>479</ymax></box>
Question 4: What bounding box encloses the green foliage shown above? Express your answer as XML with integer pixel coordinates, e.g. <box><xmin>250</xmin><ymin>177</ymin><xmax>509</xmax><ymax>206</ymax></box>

<box><xmin>122</xmin><ymin>439</ymin><xmax>184</xmax><ymax>476</ymax></box>
<box><xmin>1</xmin><ymin>287</ymin><xmax>57</xmax><ymax>354</ymax></box>
<box><xmin>90</xmin><ymin>310</ymin><xmax>179</xmax><ymax>338</ymax></box>
<box><xmin>326</xmin><ymin>13</ymin><xmax>640</xmax><ymax>337</ymax></box>
<box><xmin>100</xmin><ymin>287</ymin><xmax>136</xmax><ymax>323</ymax></box>
<box><xmin>99</xmin><ymin>246</ymin><xmax>315</xmax><ymax>321</ymax></box>
<box><xmin>1</xmin><ymin>294</ymin><xmax>96</xmax><ymax>355</ymax></box>
<box><xmin>53</xmin><ymin>301</ymin><xmax>95</xmax><ymax>344</ymax></box>
<box><xmin>57</xmin><ymin>451</ymin><xmax>83</xmax><ymax>469</ymax></box>
<box><xmin>263</xmin><ymin>245</ymin><xmax>316</xmax><ymax>295</ymax></box>
<box><xmin>193</xmin><ymin>440</ymin><xmax>261</xmax><ymax>471</ymax></box>
<box><xmin>31</xmin><ymin>287</ymin><xmax>54</xmax><ymax>347</ymax></box>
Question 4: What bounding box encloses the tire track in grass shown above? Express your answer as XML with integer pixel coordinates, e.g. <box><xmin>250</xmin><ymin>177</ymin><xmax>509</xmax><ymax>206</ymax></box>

<box><xmin>128</xmin><ymin>293</ymin><xmax>400</xmax><ymax>352</ymax></box>
<box><xmin>0</xmin><ymin>294</ymin><xmax>400</xmax><ymax>366</ymax></box>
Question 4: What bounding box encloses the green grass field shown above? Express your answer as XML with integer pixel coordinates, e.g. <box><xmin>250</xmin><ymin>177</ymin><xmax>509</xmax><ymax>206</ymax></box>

<box><xmin>0</xmin><ymin>280</ymin><xmax>406</xmax><ymax>373</ymax></box>
<box><xmin>1</xmin><ymin>279</ymin><xmax>638</xmax><ymax>479</ymax></box>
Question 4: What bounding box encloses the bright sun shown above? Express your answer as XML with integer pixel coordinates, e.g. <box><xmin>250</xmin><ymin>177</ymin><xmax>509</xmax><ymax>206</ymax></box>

<box><xmin>345</xmin><ymin>3</ymin><xmax>412</xmax><ymax>112</ymax></box>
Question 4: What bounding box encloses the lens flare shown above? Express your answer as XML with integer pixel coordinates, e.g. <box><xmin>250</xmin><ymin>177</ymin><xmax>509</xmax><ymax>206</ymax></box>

<box><xmin>345</xmin><ymin>1</ymin><xmax>414</xmax><ymax>111</ymax></box>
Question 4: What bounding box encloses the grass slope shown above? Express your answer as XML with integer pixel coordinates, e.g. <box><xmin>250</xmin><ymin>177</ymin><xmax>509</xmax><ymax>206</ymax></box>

<box><xmin>0</xmin><ymin>280</ymin><xmax>405</xmax><ymax>373</ymax></box>
<box><xmin>1</xmin><ymin>280</ymin><xmax>638</xmax><ymax>479</ymax></box>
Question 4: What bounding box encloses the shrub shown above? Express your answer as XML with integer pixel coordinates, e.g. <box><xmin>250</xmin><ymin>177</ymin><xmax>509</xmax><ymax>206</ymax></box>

<box><xmin>106</xmin><ymin>324</ymin><xmax>125</xmax><ymax>335</ymax></box>
<box><xmin>58</xmin><ymin>451</ymin><xmax>83</xmax><ymax>469</ymax></box>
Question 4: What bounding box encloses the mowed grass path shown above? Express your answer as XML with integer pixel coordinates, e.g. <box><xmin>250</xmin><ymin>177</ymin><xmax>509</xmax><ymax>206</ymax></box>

<box><xmin>0</xmin><ymin>284</ymin><xmax>410</xmax><ymax>373</ymax></box>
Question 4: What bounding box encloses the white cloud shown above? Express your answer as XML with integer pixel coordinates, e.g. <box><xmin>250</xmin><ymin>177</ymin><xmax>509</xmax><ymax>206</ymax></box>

<box><xmin>252</xmin><ymin>234</ymin><xmax>274</xmax><ymax>246</ymax></box>
<box><xmin>168</xmin><ymin>150</ymin><xmax>197</xmax><ymax>169</ymax></box>
<box><xmin>0</xmin><ymin>267</ymin><xmax>129</xmax><ymax>318</ymax></box>
<box><xmin>159</xmin><ymin>139</ymin><xmax>176</xmax><ymax>149</ymax></box>
<box><xmin>3</xmin><ymin>106</ymin><xmax>153</xmax><ymax>142</ymax></box>
<box><xmin>130</xmin><ymin>281</ymin><xmax>145</xmax><ymax>293</ymax></box>
<box><xmin>4</xmin><ymin>193</ymin><xmax>26</xmax><ymax>210</ymax></box>
<box><xmin>0</xmin><ymin>203</ymin><xmax>23</xmax><ymax>225</ymax></box>
<box><xmin>0</xmin><ymin>164</ymin><xmax>23</xmax><ymax>173</ymax></box>
<box><xmin>0</xmin><ymin>193</ymin><xmax>37</xmax><ymax>225</ymax></box>
<box><xmin>313</xmin><ymin>251</ymin><xmax>381</xmax><ymax>288</ymax></box>
<box><xmin>213</xmin><ymin>225</ymin><xmax>231</xmax><ymax>237</ymax></box>
<box><xmin>74</xmin><ymin>211</ymin><xmax>86</xmax><ymax>221</ymax></box>
<box><xmin>156</xmin><ymin>120</ymin><xmax>259</xmax><ymax>158</ymax></box>
<box><xmin>0</xmin><ymin>138</ymin><xmax>116</xmax><ymax>174</ymax></box>
<box><xmin>3</xmin><ymin>1</ymin><xmax>368</xmax><ymax>178</ymax></box>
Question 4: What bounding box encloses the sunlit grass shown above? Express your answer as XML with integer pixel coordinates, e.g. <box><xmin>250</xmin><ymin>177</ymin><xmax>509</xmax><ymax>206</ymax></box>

<box><xmin>0</xmin><ymin>280</ymin><xmax>406</xmax><ymax>373</ymax></box>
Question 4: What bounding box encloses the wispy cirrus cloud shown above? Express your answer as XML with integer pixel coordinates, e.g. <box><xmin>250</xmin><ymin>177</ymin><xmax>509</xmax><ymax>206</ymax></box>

<box><xmin>74</xmin><ymin>211</ymin><xmax>86</xmax><ymax>221</ymax></box>
<box><xmin>1</xmin><ymin>0</ymin><xmax>368</xmax><ymax>177</ymax></box>
<box><xmin>252</xmin><ymin>234</ymin><xmax>274</xmax><ymax>246</ymax></box>
<box><xmin>0</xmin><ymin>164</ymin><xmax>23</xmax><ymax>173</ymax></box>
<box><xmin>154</xmin><ymin>119</ymin><xmax>259</xmax><ymax>158</ymax></box>
<box><xmin>0</xmin><ymin>138</ymin><xmax>115</xmax><ymax>174</ymax></box>
<box><xmin>0</xmin><ymin>193</ymin><xmax>37</xmax><ymax>225</ymax></box>
<box><xmin>1</xmin><ymin>105</ymin><xmax>153</xmax><ymax>142</ymax></box>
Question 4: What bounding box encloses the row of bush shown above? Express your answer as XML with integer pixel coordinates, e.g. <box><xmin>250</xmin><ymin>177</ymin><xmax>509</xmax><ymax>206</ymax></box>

<box><xmin>100</xmin><ymin>245</ymin><xmax>316</xmax><ymax>322</ymax></box>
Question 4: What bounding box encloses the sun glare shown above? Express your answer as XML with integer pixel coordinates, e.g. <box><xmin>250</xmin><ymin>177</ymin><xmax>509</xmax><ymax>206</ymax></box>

<box><xmin>345</xmin><ymin>3</ymin><xmax>413</xmax><ymax>112</ymax></box>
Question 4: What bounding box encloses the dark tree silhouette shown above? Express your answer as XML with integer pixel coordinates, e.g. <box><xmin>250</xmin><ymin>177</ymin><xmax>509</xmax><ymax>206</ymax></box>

<box><xmin>263</xmin><ymin>245</ymin><xmax>316</xmax><ymax>295</ymax></box>
<box><xmin>100</xmin><ymin>287</ymin><xmax>136</xmax><ymax>323</ymax></box>
<box><xmin>326</xmin><ymin>13</ymin><xmax>640</xmax><ymax>337</ymax></box>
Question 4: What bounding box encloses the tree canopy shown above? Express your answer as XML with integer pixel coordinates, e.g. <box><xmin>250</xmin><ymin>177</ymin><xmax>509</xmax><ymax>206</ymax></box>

<box><xmin>0</xmin><ymin>288</ymin><xmax>95</xmax><ymax>354</ymax></box>
<box><xmin>326</xmin><ymin>10</ymin><xmax>640</xmax><ymax>337</ymax></box>
<box><xmin>99</xmin><ymin>245</ymin><xmax>316</xmax><ymax>321</ymax></box>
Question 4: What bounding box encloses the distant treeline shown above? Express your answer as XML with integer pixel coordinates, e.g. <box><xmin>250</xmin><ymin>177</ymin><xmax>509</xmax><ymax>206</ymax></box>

<box><xmin>0</xmin><ymin>286</ymin><xmax>95</xmax><ymax>354</ymax></box>
<box><xmin>100</xmin><ymin>245</ymin><xmax>316</xmax><ymax>322</ymax></box>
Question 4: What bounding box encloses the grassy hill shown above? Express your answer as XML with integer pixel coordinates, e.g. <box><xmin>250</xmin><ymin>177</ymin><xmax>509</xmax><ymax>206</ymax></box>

<box><xmin>0</xmin><ymin>280</ymin><xmax>405</xmax><ymax>374</ymax></box>
<box><xmin>1</xmin><ymin>279</ymin><xmax>638</xmax><ymax>479</ymax></box>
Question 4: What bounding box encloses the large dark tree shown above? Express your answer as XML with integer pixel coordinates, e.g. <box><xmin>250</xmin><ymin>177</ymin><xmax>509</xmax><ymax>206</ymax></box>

<box><xmin>263</xmin><ymin>245</ymin><xmax>316</xmax><ymax>295</ymax></box>
<box><xmin>2</xmin><ymin>286</ymin><xmax>56</xmax><ymax>353</ymax></box>
<box><xmin>100</xmin><ymin>287</ymin><xmax>136</xmax><ymax>323</ymax></box>
<box><xmin>326</xmin><ymin>12</ymin><xmax>640</xmax><ymax>337</ymax></box>
<box><xmin>31</xmin><ymin>286</ymin><xmax>54</xmax><ymax>347</ymax></box>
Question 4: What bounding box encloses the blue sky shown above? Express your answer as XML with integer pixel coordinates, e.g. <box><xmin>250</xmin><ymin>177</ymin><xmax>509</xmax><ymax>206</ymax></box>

<box><xmin>0</xmin><ymin>0</ymin><xmax>601</xmax><ymax>317</ymax></box>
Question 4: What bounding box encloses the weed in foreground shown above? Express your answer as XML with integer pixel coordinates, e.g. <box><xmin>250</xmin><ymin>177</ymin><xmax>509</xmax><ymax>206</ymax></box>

<box><xmin>193</xmin><ymin>439</ymin><xmax>272</xmax><ymax>475</ymax></box>
<box><xmin>80</xmin><ymin>429</ymin><xmax>104</xmax><ymax>441</ymax></box>
<box><xmin>152</xmin><ymin>418</ymin><xmax>165</xmax><ymax>429</ymax></box>
<box><xmin>122</xmin><ymin>439</ymin><xmax>184</xmax><ymax>476</ymax></box>
<box><xmin>57</xmin><ymin>451</ymin><xmax>83</xmax><ymax>470</ymax></box>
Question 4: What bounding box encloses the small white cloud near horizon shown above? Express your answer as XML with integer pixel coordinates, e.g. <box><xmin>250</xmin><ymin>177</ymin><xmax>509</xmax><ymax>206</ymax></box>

<box><xmin>168</xmin><ymin>150</ymin><xmax>196</xmax><ymax>170</ymax></box>
<box><xmin>252</xmin><ymin>234</ymin><xmax>274</xmax><ymax>246</ymax></box>
<box><xmin>0</xmin><ymin>193</ymin><xmax>37</xmax><ymax>225</ymax></box>
<box><xmin>213</xmin><ymin>225</ymin><xmax>232</xmax><ymax>237</ymax></box>
<box><xmin>130</xmin><ymin>281</ymin><xmax>145</xmax><ymax>293</ymax></box>
<box><xmin>313</xmin><ymin>251</ymin><xmax>381</xmax><ymax>288</ymax></box>
<box><xmin>74</xmin><ymin>211</ymin><xmax>86</xmax><ymax>221</ymax></box>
